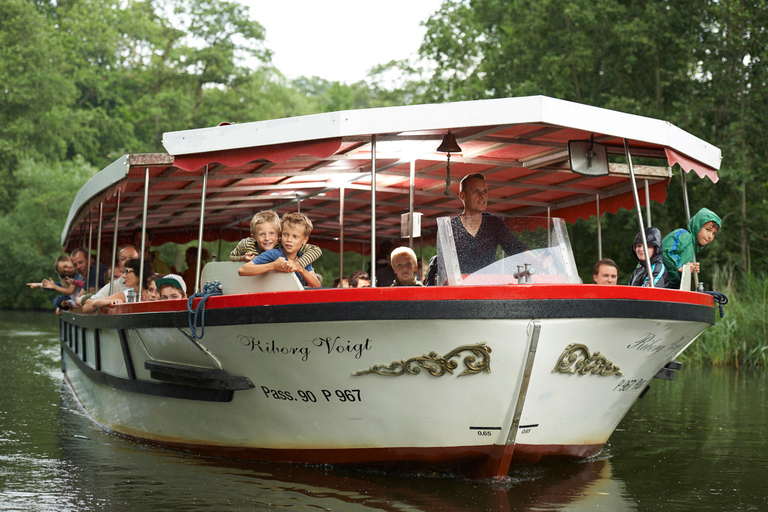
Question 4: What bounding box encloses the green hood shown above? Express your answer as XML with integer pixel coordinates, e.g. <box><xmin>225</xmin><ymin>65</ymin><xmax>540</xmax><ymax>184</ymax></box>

<box><xmin>688</xmin><ymin>208</ymin><xmax>722</xmax><ymax>246</ymax></box>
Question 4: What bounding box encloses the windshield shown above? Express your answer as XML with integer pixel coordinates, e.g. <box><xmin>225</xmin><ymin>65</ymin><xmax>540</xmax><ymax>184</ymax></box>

<box><xmin>435</xmin><ymin>216</ymin><xmax>581</xmax><ymax>285</ymax></box>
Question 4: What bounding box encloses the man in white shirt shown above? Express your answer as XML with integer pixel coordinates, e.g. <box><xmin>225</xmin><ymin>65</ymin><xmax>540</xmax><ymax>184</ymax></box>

<box><xmin>80</xmin><ymin>246</ymin><xmax>140</xmax><ymax>313</ymax></box>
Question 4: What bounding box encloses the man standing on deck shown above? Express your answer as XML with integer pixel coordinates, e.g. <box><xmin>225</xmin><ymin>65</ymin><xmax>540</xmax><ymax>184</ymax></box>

<box><xmin>79</xmin><ymin>246</ymin><xmax>140</xmax><ymax>313</ymax></box>
<box><xmin>451</xmin><ymin>173</ymin><xmax>527</xmax><ymax>274</ymax></box>
<box><xmin>425</xmin><ymin>173</ymin><xmax>528</xmax><ymax>285</ymax></box>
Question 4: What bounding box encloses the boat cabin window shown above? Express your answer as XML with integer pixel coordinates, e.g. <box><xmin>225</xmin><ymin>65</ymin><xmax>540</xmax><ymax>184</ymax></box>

<box><xmin>435</xmin><ymin>216</ymin><xmax>581</xmax><ymax>285</ymax></box>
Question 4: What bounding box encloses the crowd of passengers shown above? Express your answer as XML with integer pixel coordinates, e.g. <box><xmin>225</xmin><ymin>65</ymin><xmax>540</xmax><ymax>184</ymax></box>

<box><xmin>28</xmin><ymin>174</ymin><xmax>721</xmax><ymax>314</ymax></box>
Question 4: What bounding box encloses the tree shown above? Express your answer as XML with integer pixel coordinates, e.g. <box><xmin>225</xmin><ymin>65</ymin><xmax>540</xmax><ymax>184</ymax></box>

<box><xmin>0</xmin><ymin>0</ymin><xmax>80</xmax><ymax>212</ymax></box>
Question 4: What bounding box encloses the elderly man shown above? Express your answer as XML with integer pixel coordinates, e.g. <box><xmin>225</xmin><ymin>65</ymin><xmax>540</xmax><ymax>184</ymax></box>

<box><xmin>592</xmin><ymin>258</ymin><xmax>619</xmax><ymax>285</ymax></box>
<box><xmin>80</xmin><ymin>245</ymin><xmax>141</xmax><ymax>313</ymax></box>
<box><xmin>69</xmin><ymin>248</ymin><xmax>108</xmax><ymax>292</ymax></box>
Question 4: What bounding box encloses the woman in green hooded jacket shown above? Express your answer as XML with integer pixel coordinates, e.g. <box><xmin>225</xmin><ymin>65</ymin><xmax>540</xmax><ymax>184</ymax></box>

<box><xmin>661</xmin><ymin>207</ymin><xmax>722</xmax><ymax>289</ymax></box>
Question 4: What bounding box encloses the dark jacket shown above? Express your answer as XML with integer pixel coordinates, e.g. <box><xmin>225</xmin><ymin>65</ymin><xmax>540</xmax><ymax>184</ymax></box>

<box><xmin>629</xmin><ymin>227</ymin><xmax>669</xmax><ymax>288</ymax></box>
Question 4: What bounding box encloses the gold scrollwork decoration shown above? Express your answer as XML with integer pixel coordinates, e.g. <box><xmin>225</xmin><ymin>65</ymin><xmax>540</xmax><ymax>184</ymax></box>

<box><xmin>552</xmin><ymin>343</ymin><xmax>623</xmax><ymax>377</ymax></box>
<box><xmin>353</xmin><ymin>343</ymin><xmax>492</xmax><ymax>378</ymax></box>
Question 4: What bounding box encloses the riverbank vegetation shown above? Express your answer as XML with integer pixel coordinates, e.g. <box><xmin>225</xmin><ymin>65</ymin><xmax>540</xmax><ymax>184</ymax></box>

<box><xmin>2</xmin><ymin>1</ymin><xmax>767</xmax><ymax>365</ymax></box>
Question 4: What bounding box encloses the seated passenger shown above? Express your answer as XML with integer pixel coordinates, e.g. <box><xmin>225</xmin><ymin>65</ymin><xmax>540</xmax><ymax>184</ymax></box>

<box><xmin>238</xmin><ymin>212</ymin><xmax>321</xmax><ymax>288</ymax></box>
<box><xmin>628</xmin><ymin>227</ymin><xmax>669</xmax><ymax>288</ymax></box>
<box><xmin>182</xmin><ymin>246</ymin><xmax>209</xmax><ymax>294</ymax></box>
<box><xmin>349</xmin><ymin>270</ymin><xmax>371</xmax><ymax>288</ymax></box>
<box><xmin>89</xmin><ymin>258</ymin><xmax>148</xmax><ymax>310</ymax></box>
<box><xmin>155</xmin><ymin>274</ymin><xmax>188</xmax><ymax>300</ymax></box>
<box><xmin>144</xmin><ymin>273</ymin><xmax>162</xmax><ymax>301</ymax></box>
<box><xmin>230</xmin><ymin>210</ymin><xmax>322</xmax><ymax>271</ymax></box>
<box><xmin>83</xmin><ymin>246</ymin><xmax>140</xmax><ymax>309</ymax></box>
<box><xmin>593</xmin><ymin>259</ymin><xmax>619</xmax><ymax>285</ymax></box>
<box><xmin>390</xmin><ymin>247</ymin><xmax>423</xmax><ymax>287</ymax></box>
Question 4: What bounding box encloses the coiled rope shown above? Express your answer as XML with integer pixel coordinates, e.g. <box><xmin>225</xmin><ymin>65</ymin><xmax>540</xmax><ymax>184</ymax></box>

<box><xmin>701</xmin><ymin>290</ymin><xmax>729</xmax><ymax>318</ymax></box>
<box><xmin>187</xmin><ymin>281</ymin><xmax>223</xmax><ymax>339</ymax></box>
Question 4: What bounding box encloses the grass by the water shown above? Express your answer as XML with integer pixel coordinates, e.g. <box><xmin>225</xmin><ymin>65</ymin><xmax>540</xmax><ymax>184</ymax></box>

<box><xmin>682</xmin><ymin>266</ymin><xmax>768</xmax><ymax>368</ymax></box>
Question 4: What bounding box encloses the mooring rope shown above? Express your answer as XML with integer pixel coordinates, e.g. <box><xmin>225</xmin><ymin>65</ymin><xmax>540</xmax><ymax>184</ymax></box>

<box><xmin>701</xmin><ymin>290</ymin><xmax>729</xmax><ymax>318</ymax></box>
<box><xmin>187</xmin><ymin>281</ymin><xmax>223</xmax><ymax>339</ymax></box>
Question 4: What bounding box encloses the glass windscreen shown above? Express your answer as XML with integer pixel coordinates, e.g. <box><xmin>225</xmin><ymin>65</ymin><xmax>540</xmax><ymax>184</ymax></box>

<box><xmin>436</xmin><ymin>216</ymin><xmax>581</xmax><ymax>285</ymax></box>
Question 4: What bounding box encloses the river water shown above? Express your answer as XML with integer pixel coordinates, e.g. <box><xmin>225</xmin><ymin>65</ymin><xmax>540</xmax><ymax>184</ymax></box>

<box><xmin>1</xmin><ymin>311</ymin><xmax>765</xmax><ymax>512</ymax></box>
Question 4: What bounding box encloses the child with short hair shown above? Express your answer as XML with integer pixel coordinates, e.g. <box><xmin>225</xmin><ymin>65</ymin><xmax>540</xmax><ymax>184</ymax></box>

<box><xmin>390</xmin><ymin>247</ymin><xmax>423</xmax><ymax>287</ymax></box>
<box><xmin>230</xmin><ymin>210</ymin><xmax>322</xmax><ymax>268</ymax></box>
<box><xmin>27</xmin><ymin>255</ymin><xmax>85</xmax><ymax>314</ymax></box>
<box><xmin>662</xmin><ymin>208</ymin><xmax>721</xmax><ymax>289</ymax></box>
<box><xmin>628</xmin><ymin>227</ymin><xmax>669</xmax><ymax>288</ymax></box>
<box><xmin>238</xmin><ymin>212</ymin><xmax>321</xmax><ymax>288</ymax></box>
<box><xmin>155</xmin><ymin>274</ymin><xmax>188</xmax><ymax>300</ymax></box>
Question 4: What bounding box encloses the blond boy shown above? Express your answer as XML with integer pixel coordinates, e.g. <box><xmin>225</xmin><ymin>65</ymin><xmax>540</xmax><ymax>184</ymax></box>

<box><xmin>238</xmin><ymin>212</ymin><xmax>321</xmax><ymax>288</ymax></box>
<box><xmin>390</xmin><ymin>247</ymin><xmax>423</xmax><ymax>287</ymax></box>
<box><xmin>230</xmin><ymin>210</ymin><xmax>321</xmax><ymax>270</ymax></box>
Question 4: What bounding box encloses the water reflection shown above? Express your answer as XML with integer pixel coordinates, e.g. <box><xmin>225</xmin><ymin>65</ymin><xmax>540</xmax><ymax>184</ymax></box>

<box><xmin>1</xmin><ymin>313</ymin><xmax>766</xmax><ymax>512</ymax></box>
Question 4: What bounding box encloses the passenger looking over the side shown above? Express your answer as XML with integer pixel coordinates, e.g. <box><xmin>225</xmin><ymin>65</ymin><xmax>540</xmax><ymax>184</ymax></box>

<box><xmin>156</xmin><ymin>274</ymin><xmax>188</xmax><ymax>300</ymax></box>
<box><xmin>26</xmin><ymin>255</ymin><xmax>84</xmax><ymax>315</ymax></box>
<box><xmin>628</xmin><ymin>227</ymin><xmax>669</xmax><ymax>288</ymax></box>
<box><xmin>70</xmin><ymin>248</ymin><xmax>108</xmax><ymax>292</ymax></box>
<box><xmin>238</xmin><ymin>212</ymin><xmax>322</xmax><ymax>288</ymax></box>
<box><xmin>230</xmin><ymin>210</ymin><xmax>322</xmax><ymax>268</ymax></box>
<box><xmin>88</xmin><ymin>258</ymin><xmax>149</xmax><ymax>310</ymax></box>
<box><xmin>662</xmin><ymin>208</ymin><xmax>721</xmax><ymax>290</ymax></box>
<box><xmin>80</xmin><ymin>246</ymin><xmax>141</xmax><ymax>313</ymax></box>
<box><xmin>592</xmin><ymin>259</ymin><xmax>619</xmax><ymax>285</ymax></box>
<box><xmin>451</xmin><ymin>173</ymin><xmax>527</xmax><ymax>274</ymax></box>
<box><xmin>348</xmin><ymin>271</ymin><xmax>371</xmax><ymax>288</ymax></box>
<box><xmin>390</xmin><ymin>247</ymin><xmax>423</xmax><ymax>287</ymax></box>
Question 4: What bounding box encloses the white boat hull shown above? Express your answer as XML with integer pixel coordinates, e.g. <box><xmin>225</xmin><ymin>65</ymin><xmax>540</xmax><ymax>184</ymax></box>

<box><xmin>60</xmin><ymin>285</ymin><xmax>714</xmax><ymax>477</ymax></box>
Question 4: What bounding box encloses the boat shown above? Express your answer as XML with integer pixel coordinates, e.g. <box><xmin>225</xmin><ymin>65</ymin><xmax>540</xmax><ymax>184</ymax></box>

<box><xmin>59</xmin><ymin>95</ymin><xmax>721</xmax><ymax>478</ymax></box>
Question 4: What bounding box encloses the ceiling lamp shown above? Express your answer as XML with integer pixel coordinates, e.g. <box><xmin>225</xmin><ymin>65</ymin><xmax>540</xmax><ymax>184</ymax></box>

<box><xmin>436</xmin><ymin>130</ymin><xmax>462</xmax><ymax>196</ymax></box>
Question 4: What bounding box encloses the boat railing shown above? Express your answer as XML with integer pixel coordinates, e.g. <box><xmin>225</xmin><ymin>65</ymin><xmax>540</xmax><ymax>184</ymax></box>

<box><xmin>200</xmin><ymin>262</ymin><xmax>304</xmax><ymax>295</ymax></box>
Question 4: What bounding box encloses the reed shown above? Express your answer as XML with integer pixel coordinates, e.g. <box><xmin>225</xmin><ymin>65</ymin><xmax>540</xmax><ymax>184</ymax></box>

<box><xmin>681</xmin><ymin>266</ymin><xmax>768</xmax><ymax>367</ymax></box>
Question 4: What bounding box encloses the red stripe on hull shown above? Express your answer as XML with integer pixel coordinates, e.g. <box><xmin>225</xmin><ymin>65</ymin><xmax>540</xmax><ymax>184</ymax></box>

<box><xmin>108</xmin><ymin>284</ymin><xmax>713</xmax><ymax>315</ymax></box>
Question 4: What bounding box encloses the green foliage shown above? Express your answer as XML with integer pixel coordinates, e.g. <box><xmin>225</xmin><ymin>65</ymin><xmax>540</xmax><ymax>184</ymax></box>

<box><xmin>682</xmin><ymin>267</ymin><xmax>768</xmax><ymax>368</ymax></box>
<box><xmin>0</xmin><ymin>159</ymin><xmax>96</xmax><ymax>310</ymax></box>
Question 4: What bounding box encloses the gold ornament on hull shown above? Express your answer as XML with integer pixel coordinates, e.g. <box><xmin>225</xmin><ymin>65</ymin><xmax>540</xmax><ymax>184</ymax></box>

<box><xmin>552</xmin><ymin>343</ymin><xmax>623</xmax><ymax>377</ymax></box>
<box><xmin>353</xmin><ymin>343</ymin><xmax>492</xmax><ymax>378</ymax></box>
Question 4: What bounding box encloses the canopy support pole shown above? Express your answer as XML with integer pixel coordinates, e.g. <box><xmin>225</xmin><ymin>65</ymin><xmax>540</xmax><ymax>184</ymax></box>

<box><xmin>96</xmin><ymin>203</ymin><xmax>103</xmax><ymax>292</ymax></box>
<box><xmin>409</xmin><ymin>159</ymin><xmax>415</xmax><ymax>249</ymax></box>
<box><xmin>680</xmin><ymin>169</ymin><xmax>698</xmax><ymax>289</ymax></box>
<box><xmin>624</xmin><ymin>139</ymin><xmax>654</xmax><ymax>287</ymax></box>
<box><xmin>644</xmin><ymin>179</ymin><xmax>652</xmax><ymax>226</ymax></box>
<box><xmin>596</xmin><ymin>195</ymin><xmax>602</xmax><ymax>261</ymax></box>
<box><xmin>339</xmin><ymin>185</ymin><xmax>345</xmax><ymax>285</ymax></box>
<box><xmin>194</xmin><ymin>165</ymin><xmax>209</xmax><ymax>294</ymax></box>
<box><xmin>109</xmin><ymin>190</ymin><xmax>121</xmax><ymax>295</ymax></box>
<box><xmin>370</xmin><ymin>135</ymin><xmax>377</xmax><ymax>287</ymax></box>
<box><xmin>138</xmin><ymin>167</ymin><xmax>149</xmax><ymax>300</ymax></box>
<box><xmin>86</xmin><ymin>212</ymin><xmax>93</xmax><ymax>291</ymax></box>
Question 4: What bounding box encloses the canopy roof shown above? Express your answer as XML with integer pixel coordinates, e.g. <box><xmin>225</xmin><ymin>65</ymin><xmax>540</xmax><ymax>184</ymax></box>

<box><xmin>62</xmin><ymin>95</ymin><xmax>721</xmax><ymax>252</ymax></box>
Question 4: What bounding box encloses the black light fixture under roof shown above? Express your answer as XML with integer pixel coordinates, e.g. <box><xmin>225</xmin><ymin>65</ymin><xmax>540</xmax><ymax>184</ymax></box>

<box><xmin>436</xmin><ymin>130</ymin><xmax>463</xmax><ymax>196</ymax></box>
